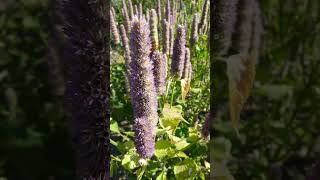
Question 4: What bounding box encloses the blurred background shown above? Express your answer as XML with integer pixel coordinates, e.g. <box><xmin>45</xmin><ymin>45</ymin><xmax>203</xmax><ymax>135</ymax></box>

<box><xmin>0</xmin><ymin>0</ymin><xmax>319</xmax><ymax>179</ymax></box>
<box><xmin>212</xmin><ymin>0</ymin><xmax>320</xmax><ymax>179</ymax></box>
<box><xmin>0</xmin><ymin>0</ymin><xmax>74</xmax><ymax>179</ymax></box>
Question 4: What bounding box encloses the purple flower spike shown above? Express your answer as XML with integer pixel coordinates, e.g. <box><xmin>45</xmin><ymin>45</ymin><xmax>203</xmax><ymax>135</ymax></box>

<box><xmin>162</xmin><ymin>20</ymin><xmax>170</xmax><ymax>55</ymax></box>
<box><xmin>171</xmin><ymin>25</ymin><xmax>186</xmax><ymax>78</ymax></box>
<box><xmin>129</xmin><ymin>17</ymin><xmax>159</xmax><ymax>158</ymax></box>
<box><xmin>151</xmin><ymin>51</ymin><xmax>167</xmax><ymax>95</ymax></box>
<box><xmin>134</xmin><ymin>117</ymin><xmax>156</xmax><ymax>158</ymax></box>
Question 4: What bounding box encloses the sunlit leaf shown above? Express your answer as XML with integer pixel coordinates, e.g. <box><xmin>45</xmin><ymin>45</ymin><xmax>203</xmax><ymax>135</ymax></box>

<box><xmin>173</xmin><ymin>158</ymin><xmax>198</xmax><ymax>180</ymax></box>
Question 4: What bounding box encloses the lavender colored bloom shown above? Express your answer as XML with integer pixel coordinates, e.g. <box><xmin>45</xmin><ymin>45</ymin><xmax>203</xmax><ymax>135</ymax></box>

<box><xmin>110</xmin><ymin>9</ymin><xmax>120</xmax><ymax>44</ymax></box>
<box><xmin>134</xmin><ymin>117</ymin><xmax>156</xmax><ymax>158</ymax></box>
<box><xmin>171</xmin><ymin>25</ymin><xmax>186</xmax><ymax>78</ymax></box>
<box><xmin>151</xmin><ymin>51</ymin><xmax>167</xmax><ymax>95</ymax></box>
<box><xmin>190</xmin><ymin>13</ymin><xmax>199</xmax><ymax>47</ymax></box>
<box><xmin>212</xmin><ymin>0</ymin><xmax>239</xmax><ymax>56</ymax></box>
<box><xmin>61</xmin><ymin>0</ymin><xmax>109</xmax><ymax>178</ymax></box>
<box><xmin>150</xmin><ymin>9</ymin><xmax>159</xmax><ymax>51</ymax></box>
<box><xmin>162</xmin><ymin>20</ymin><xmax>170</xmax><ymax>55</ymax></box>
<box><xmin>129</xmin><ymin>17</ymin><xmax>158</xmax><ymax>158</ymax></box>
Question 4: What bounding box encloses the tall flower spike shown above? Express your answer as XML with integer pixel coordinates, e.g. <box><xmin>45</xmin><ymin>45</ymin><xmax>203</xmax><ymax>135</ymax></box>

<box><xmin>169</xmin><ymin>25</ymin><xmax>174</xmax><ymax>56</ymax></box>
<box><xmin>119</xmin><ymin>24</ymin><xmax>131</xmax><ymax>93</ymax></box>
<box><xmin>61</xmin><ymin>0</ymin><xmax>109</xmax><ymax>178</ymax></box>
<box><xmin>171</xmin><ymin>25</ymin><xmax>186</xmax><ymax>78</ymax></box>
<box><xmin>122</xmin><ymin>8</ymin><xmax>131</xmax><ymax>34</ymax></box>
<box><xmin>110</xmin><ymin>9</ymin><xmax>120</xmax><ymax>45</ymax></box>
<box><xmin>111</xmin><ymin>7</ymin><xmax>116</xmax><ymax>20</ymax></box>
<box><xmin>129</xmin><ymin>17</ymin><xmax>158</xmax><ymax>158</ymax></box>
<box><xmin>128</xmin><ymin>0</ymin><xmax>134</xmax><ymax>19</ymax></box>
<box><xmin>150</xmin><ymin>9</ymin><xmax>159</xmax><ymax>51</ymax></box>
<box><xmin>199</xmin><ymin>0</ymin><xmax>210</xmax><ymax>33</ymax></box>
<box><xmin>162</xmin><ymin>20</ymin><xmax>170</xmax><ymax>55</ymax></box>
<box><xmin>157</xmin><ymin>0</ymin><xmax>162</xmax><ymax>23</ymax></box>
<box><xmin>146</xmin><ymin>8</ymin><xmax>150</xmax><ymax>22</ymax></box>
<box><xmin>182</xmin><ymin>47</ymin><xmax>191</xmax><ymax>79</ymax></box>
<box><xmin>151</xmin><ymin>51</ymin><xmax>167</xmax><ymax>95</ymax></box>
<box><xmin>139</xmin><ymin>3</ymin><xmax>143</xmax><ymax>18</ymax></box>
<box><xmin>212</xmin><ymin>0</ymin><xmax>239</xmax><ymax>56</ymax></box>
<box><xmin>134</xmin><ymin>4</ymin><xmax>139</xmax><ymax>16</ymax></box>
<box><xmin>230</xmin><ymin>0</ymin><xmax>254</xmax><ymax>55</ymax></box>
<box><xmin>190</xmin><ymin>13</ymin><xmax>199</xmax><ymax>47</ymax></box>
<box><xmin>165</xmin><ymin>0</ymin><xmax>171</xmax><ymax>23</ymax></box>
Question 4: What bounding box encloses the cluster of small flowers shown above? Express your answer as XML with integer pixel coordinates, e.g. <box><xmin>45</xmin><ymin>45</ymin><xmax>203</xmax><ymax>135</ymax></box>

<box><xmin>111</xmin><ymin>0</ymin><xmax>210</xmax><ymax>158</ymax></box>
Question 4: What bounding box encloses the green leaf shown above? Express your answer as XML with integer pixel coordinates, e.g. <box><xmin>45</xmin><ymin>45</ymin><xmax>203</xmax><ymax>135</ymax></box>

<box><xmin>110</xmin><ymin>118</ymin><xmax>120</xmax><ymax>134</ymax></box>
<box><xmin>159</xmin><ymin>104</ymin><xmax>183</xmax><ymax>130</ymax></box>
<box><xmin>174</xmin><ymin>138</ymin><xmax>190</xmax><ymax>151</ymax></box>
<box><xmin>173</xmin><ymin>159</ymin><xmax>198</xmax><ymax>180</ymax></box>
<box><xmin>156</xmin><ymin>170</ymin><xmax>168</xmax><ymax>180</ymax></box>
<box><xmin>155</xmin><ymin>140</ymin><xmax>173</xmax><ymax>159</ymax></box>
<box><xmin>121</xmin><ymin>151</ymin><xmax>139</xmax><ymax>170</ymax></box>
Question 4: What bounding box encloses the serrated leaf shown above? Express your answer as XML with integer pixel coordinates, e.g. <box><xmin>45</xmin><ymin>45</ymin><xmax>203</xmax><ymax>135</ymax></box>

<box><xmin>173</xmin><ymin>159</ymin><xmax>198</xmax><ymax>180</ymax></box>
